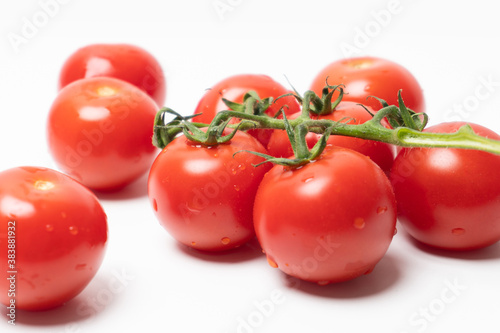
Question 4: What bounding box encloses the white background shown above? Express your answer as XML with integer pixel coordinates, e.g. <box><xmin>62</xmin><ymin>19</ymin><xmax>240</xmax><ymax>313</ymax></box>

<box><xmin>1</xmin><ymin>1</ymin><xmax>500</xmax><ymax>332</ymax></box>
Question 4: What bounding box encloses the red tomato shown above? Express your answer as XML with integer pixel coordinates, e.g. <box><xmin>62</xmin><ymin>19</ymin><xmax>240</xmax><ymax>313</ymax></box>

<box><xmin>0</xmin><ymin>166</ymin><xmax>107</xmax><ymax>311</ymax></box>
<box><xmin>47</xmin><ymin>77</ymin><xmax>159</xmax><ymax>191</ymax></box>
<box><xmin>148</xmin><ymin>131</ymin><xmax>271</xmax><ymax>252</ymax></box>
<box><xmin>254</xmin><ymin>148</ymin><xmax>397</xmax><ymax>284</ymax></box>
<box><xmin>59</xmin><ymin>43</ymin><xmax>166</xmax><ymax>107</ymax></box>
<box><xmin>193</xmin><ymin>74</ymin><xmax>300</xmax><ymax>147</ymax></box>
<box><xmin>310</xmin><ymin>56</ymin><xmax>425</xmax><ymax>114</ymax></box>
<box><xmin>390</xmin><ymin>122</ymin><xmax>500</xmax><ymax>250</ymax></box>
<box><xmin>266</xmin><ymin>101</ymin><xmax>395</xmax><ymax>174</ymax></box>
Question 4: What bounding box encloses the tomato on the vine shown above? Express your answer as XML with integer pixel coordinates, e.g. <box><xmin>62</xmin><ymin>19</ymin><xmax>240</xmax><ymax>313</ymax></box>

<box><xmin>59</xmin><ymin>43</ymin><xmax>167</xmax><ymax>107</ymax></box>
<box><xmin>0</xmin><ymin>166</ymin><xmax>107</xmax><ymax>311</ymax></box>
<box><xmin>47</xmin><ymin>76</ymin><xmax>159</xmax><ymax>191</ymax></box>
<box><xmin>310</xmin><ymin>56</ymin><xmax>425</xmax><ymax>114</ymax></box>
<box><xmin>254</xmin><ymin>148</ymin><xmax>397</xmax><ymax>284</ymax></box>
<box><xmin>266</xmin><ymin>101</ymin><xmax>396</xmax><ymax>174</ymax></box>
<box><xmin>148</xmin><ymin>131</ymin><xmax>271</xmax><ymax>252</ymax></box>
<box><xmin>390</xmin><ymin>122</ymin><xmax>500</xmax><ymax>250</ymax></box>
<box><xmin>193</xmin><ymin>74</ymin><xmax>300</xmax><ymax>147</ymax></box>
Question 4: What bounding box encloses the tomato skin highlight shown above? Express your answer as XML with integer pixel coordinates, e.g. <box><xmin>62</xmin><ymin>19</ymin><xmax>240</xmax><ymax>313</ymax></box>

<box><xmin>254</xmin><ymin>148</ymin><xmax>397</xmax><ymax>284</ymax></box>
<box><xmin>148</xmin><ymin>131</ymin><xmax>271</xmax><ymax>252</ymax></box>
<box><xmin>0</xmin><ymin>166</ymin><xmax>107</xmax><ymax>311</ymax></box>
<box><xmin>193</xmin><ymin>74</ymin><xmax>300</xmax><ymax>147</ymax></box>
<box><xmin>47</xmin><ymin>77</ymin><xmax>159</xmax><ymax>191</ymax></box>
<box><xmin>310</xmin><ymin>56</ymin><xmax>425</xmax><ymax>114</ymax></box>
<box><xmin>390</xmin><ymin>122</ymin><xmax>500</xmax><ymax>250</ymax></box>
<box><xmin>58</xmin><ymin>43</ymin><xmax>166</xmax><ymax>107</ymax></box>
<box><xmin>266</xmin><ymin>101</ymin><xmax>396</xmax><ymax>174</ymax></box>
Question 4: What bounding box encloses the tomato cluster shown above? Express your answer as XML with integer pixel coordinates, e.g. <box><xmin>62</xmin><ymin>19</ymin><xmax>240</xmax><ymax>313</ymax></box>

<box><xmin>1</xmin><ymin>43</ymin><xmax>166</xmax><ymax>311</ymax></box>
<box><xmin>148</xmin><ymin>56</ymin><xmax>500</xmax><ymax>285</ymax></box>
<box><xmin>2</xmin><ymin>44</ymin><xmax>500</xmax><ymax>313</ymax></box>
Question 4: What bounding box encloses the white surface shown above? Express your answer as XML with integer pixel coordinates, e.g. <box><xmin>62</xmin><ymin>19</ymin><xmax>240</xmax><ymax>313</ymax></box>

<box><xmin>1</xmin><ymin>1</ymin><xmax>500</xmax><ymax>332</ymax></box>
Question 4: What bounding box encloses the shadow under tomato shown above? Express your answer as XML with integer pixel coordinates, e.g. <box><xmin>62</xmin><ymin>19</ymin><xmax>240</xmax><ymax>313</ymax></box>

<box><xmin>94</xmin><ymin>173</ymin><xmax>149</xmax><ymax>201</ymax></box>
<box><xmin>404</xmin><ymin>233</ymin><xmax>500</xmax><ymax>261</ymax></box>
<box><xmin>175</xmin><ymin>237</ymin><xmax>264</xmax><ymax>264</ymax></box>
<box><xmin>8</xmin><ymin>272</ymin><xmax>121</xmax><ymax>326</ymax></box>
<box><xmin>281</xmin><ymin>253</ymin><xmax>402</xmax><ymax>299</ymax></box>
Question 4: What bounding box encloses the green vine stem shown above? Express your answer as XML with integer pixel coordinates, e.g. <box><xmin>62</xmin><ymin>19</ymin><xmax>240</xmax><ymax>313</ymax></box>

<box><xmin>152</xmin><ymin>89</ymin><xmax>500</xmax><ymax>162</ymax></box>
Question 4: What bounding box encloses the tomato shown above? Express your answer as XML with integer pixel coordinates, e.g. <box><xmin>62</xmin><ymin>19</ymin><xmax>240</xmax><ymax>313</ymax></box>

<box><xmin>310</xmin><ymin>56</ymin><xmax>425</xmax><ymax>114</ymax></box>
<box><xmin>193</xmin><ymin>74</ymin><xmax>300</xmax><ymax>147</ymax></box>
<box><xmin>148</xmin><ymin>131</ymin><xmax>271</xmax><ymax>252</ymax></box>
<box><xmin>0</xmin><ymin>166</ymin><xmax>107</xmax><ymax>311</ymax></box>
<box><xmin>390</xmin><ymin>122</ymin><xmax>500</xmax><ymax>250</ymax></box>
<box><xmin>58</xmin><ymin>43</ymin><xmax>166</xmax><ymax>107</ymax></box>
<box><xmin>254</xmin><ymin>148</ymin><xmax>397</xmax><ymax>284</ymax></box>
<box><xmin>47</xmin><ymin>77</ymin><xmax>159</xmax><ymax>191</ymax></box>
<box><xmin>266</xmin><ymin>101</ymin><xmax>396</xmax><ymax>174</ymax></box>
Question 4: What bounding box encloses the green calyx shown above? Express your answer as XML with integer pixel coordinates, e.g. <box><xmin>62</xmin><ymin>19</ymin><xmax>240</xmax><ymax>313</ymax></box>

<box><xmin>366</xmin><ymin>90</ymin><xmax>428</xmax><ymax>131</ymax></box>
<box><xmin>238</xmin><ymin>112</ymin><xmax>334</xmax><ymax>168</ymax></box>
<box><xmin>152</xmin><ymin>108</ymin><xmax>245</xmax><ymax>147</ymax></box>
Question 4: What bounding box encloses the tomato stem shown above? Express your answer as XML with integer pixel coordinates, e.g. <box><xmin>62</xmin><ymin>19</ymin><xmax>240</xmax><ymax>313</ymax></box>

<box><xmin>152</xmin><ymin>87</ymin><xmax>500</xmax><ymax>161</ymax></box>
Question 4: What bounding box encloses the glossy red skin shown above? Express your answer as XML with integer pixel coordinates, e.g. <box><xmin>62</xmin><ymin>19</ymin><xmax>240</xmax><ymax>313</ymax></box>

<box><xmin>310</xmin><ymin>56</ymin><xmax>425</xmax><ymax>114</ymax></box>
<box><xmin>390</xmin><ymin>122</ymin><xmax>500</xmax><ymax>250</ymax></box>
<box><xmin>148</xmin><ymin>131</ymin><xmax>271</xmax><ymax>252</ymax></box>
<box><xmin>254</xmin><ymin>148</ymin><xmax>397</xmax><ymax>284</ymax></box>
<box><xmin>267</xmin><ymin>101</ymin><xmax>395</xmax><ymax>174</ymax></box>
<box><xmin>0</xmin><ymin>167</ymin><xmax>107</xmax><ymax>311</ymax></box>
<box><xmin>193</xmin><ymin>74</ymin><xmax>300</xmax><ymax>147</ymax></box>
<box><xmin>59</xmin><ymin>43</ymin><xmax>166</xmax><ymax>107</ymax></box>
<box><xmin>47</xmin><ymin>77</ymin><xmax>159</xmax><ymax>191</ymax></box>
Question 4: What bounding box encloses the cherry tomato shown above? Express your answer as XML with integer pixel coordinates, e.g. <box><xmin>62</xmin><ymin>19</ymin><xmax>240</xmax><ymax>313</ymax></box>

<box><xmin>0</xmin><ymin>166</ymin><xmax>107</xmax><ymax>311</ymax></box>
<box><xmin>59</xmin><ymin>43</ymin><xmax>166</xmax><ymax>107</ymax></box>
<box><xmin>254</xmin><ymin>148</ymin><xmax>397</xmax><ymax>284</ymax></box>
<box><xmin>148</xmin><ymin>131</ymin><xmax>271</xmax><ymax>252</ymax></box>
<box><xmin>47</xmin><ymin>77</ymin><xmax>159</xmax><ymax>191</ymax></box>
<box><xmin>390</xmin><ymin>122</ymin><xmax>500</xmax><ymax>250</ymax></box>
<box><xmin>266</xmin><ymin>101</ymin><xmax>396</xmax><ymax>174</ymax></box>
<box><xmin>310</xmin><ymin>56</ymin><xmax>425</xmax><ymax>114</ymax></box>
<box><xmin>193</xmin><ymin>74</ymin><xmax>300</xmax><ymax>147</ymax></box>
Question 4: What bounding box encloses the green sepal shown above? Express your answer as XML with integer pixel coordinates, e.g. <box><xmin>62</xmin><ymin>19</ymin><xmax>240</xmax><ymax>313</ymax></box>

<box><xmin>222</xmin><ymin>90</ymin><xmax>274</xmax><ymax>117</ymax></box>
<box><xmin>152</xmin><ymin>108</ymin><xmax>203</xmax><ymax>149</ymax></box>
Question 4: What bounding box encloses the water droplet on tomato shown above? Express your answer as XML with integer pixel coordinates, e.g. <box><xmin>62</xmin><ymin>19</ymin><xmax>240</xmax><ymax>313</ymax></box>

<box><xmin>317</xmin><ymin>280</ymin><xmax>330</xmax><ymax>286</ymax></box>
<box><xmin>267</xmin><ymin>255</ymin><xmax>278</xmax><ymax>268</ymax></box>
<box><xmin>393</xmin><ymin>227</ymin><xmax>398</xmax><ymax>236</ymax></box>
<box><xmin>187</xmin><ymin>199</ymin><xmax>204</xmax><ymax>213</ymax></box>
<box><xmin>221</xmin><ymin>237</ymin><xmax>231</xmax><ymax>245</ymax></box>
<box><xmin>75</xmin><ymin>264</ymin><xmax>87</xmax><ymax>271</ymax></box>
<box><xmin>354</xmin><ymin>217</ymin><xmax>365</xmax><ymax>229</ymax></box>
<box><xmin>302</xmin><ymin>177</ymin><xmax>314</xmax><ymax>183</ymax></box>
<box><xmin>191</xmin><ymin>241</ymin><xmax>197</xmax><ymax>246</ymax></box>
<box><xmin>69</xmin><ymin>226</ymin><xmax>78</xmax><ymax>235</ymax></box>
<box><xmin>452</xmin><ymin>228</ymin><xmax>465</xmax><ymax>236</ymax></box>
<box><xmin>377</xmin><ymin>206</ymin><xmax>388</xmax><ymax>214</ymax></box>
<box><xmin>364</xmin><ymin>85</ymin><xmax>371</xmax><ymax>92</ymax></box>
<box><xmin>46</xmin><ymin>224</ymin><xmax>54</xmax><ymax>232</ymax></box>
<box><xmin>233</xmin><ymin>185</ymin><xmax>240</xmax><ymax>191</ymax></box>
<box><xmin>152</xmin><ymin>199</ymin><xmax>158</xmax><ymax>212</ymax></box>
